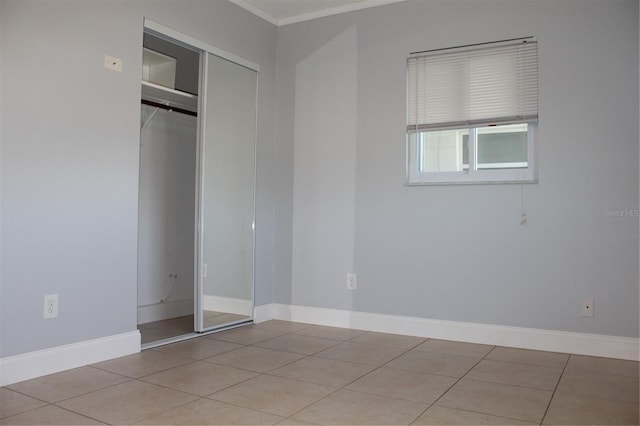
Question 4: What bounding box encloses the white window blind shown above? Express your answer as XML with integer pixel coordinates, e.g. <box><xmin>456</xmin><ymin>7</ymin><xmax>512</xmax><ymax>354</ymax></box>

<box><xmin>407</xmin><ymin>37</ymin><xmax>538</xmax><ymax>132</ymax></box>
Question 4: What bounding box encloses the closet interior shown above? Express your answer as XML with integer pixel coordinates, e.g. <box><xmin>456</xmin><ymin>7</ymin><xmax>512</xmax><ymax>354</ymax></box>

<box><xmin>137</xmin><ymin>33</ymin><xmax>199</xmax><ymax>345</ymax></box>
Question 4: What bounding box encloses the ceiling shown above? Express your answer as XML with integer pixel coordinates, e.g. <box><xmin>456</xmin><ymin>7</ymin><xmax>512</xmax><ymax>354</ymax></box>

<box><xmin>228</xmin><ymin>0</ymin><xmax>406</xmax><ymax>26</ymax></box>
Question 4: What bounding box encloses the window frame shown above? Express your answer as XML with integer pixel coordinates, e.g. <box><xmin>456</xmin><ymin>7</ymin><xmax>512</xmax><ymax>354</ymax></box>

<box><xmin>405</xmin><ymin>37</ymin><xmax>538</xmax><ymax>186</ymax></box>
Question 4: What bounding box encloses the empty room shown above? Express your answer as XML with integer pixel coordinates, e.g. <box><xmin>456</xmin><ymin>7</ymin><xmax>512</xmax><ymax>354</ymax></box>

<box><xmin>0</xmin><ymin>0</ymin><xmax>638</xmax><ymax>424</ymax></box>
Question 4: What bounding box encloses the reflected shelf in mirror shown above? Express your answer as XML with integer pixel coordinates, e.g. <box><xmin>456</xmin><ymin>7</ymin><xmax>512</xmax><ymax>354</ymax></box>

<box><xmin>141</xmin><ymin>80</ymin><xmax>198</xmax><ymax>114</ymax></box>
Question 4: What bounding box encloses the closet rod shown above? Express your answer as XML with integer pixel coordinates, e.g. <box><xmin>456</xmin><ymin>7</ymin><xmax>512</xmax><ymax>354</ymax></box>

<box><xmin>141</xmin><ymin>99</ymin><xmax>197</xmax><ymax>117</ymax></box>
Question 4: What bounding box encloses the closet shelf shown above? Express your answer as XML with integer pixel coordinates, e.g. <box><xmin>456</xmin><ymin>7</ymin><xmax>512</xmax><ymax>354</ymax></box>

<box><xmin>141</xmin><ymin>81</ymin><xmax>198</xmax><ymax>114</ymax></box>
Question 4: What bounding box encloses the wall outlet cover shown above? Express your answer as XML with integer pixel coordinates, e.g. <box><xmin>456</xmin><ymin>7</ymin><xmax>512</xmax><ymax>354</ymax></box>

<box><xmin>581</xmin><ymin>298</ymin><xmax>594</xmax><ymax>318</ymax></box>
<box><xmin>347</xmin><ymin>273</ymin><xmax>357</xmax><ymax>290</ymax></box>
<box><xmin>43</xmin><ymin>294</ymin><xmax>59</xmax><ymax>319</ymax></box>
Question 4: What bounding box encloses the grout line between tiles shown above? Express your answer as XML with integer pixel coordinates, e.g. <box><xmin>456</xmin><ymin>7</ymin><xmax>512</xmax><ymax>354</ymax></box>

<box><xmin>408</xmin><ymin>344</ymin><xmax>493</xmax><ymax>424</ymax></box>
<box><xmin>129</xmin><ymin>395</ymin><xmax>204</xmax><ymax>425</ymax></box>
<box><xmin>283</xmin><ymin>335</ymin><xmax>429</xmax><ymax>422</ymax></box>
<box><xmin>200</xmin><ymin>395</ymin><xmax>288</xmax><ymax>423</ymax></box>
<box><xmin>483</xmin><ymin>356</ymin><xmax>569</xmax><ymax>370</ymax></box>
<box><xmin>539</xmin><ymin>351</ymin><xmax>572</xmax><ymax>424</ymax></box>
<box><xmin>94</xmin><ymin>358</ymin><xmax>199</xmax><ymax>381</ymax></box>
<box><xmin>6</xmin><ymin>372</ymin><xmax>135</xmax><ymax>407</ymax></box>
<box><xmin>138</xmin><ymin>364</ymin><xmax>260</xmax><ymax>398</ymax></box>
<box><xmin>1</xmin><ymin>387</ymin><xmax>52</xmax><ymax>406</ymax></box>
<box><xmin>50</xmin><ymin>401</ymin><xmax>114</xmax><ymax>425</ymax></box>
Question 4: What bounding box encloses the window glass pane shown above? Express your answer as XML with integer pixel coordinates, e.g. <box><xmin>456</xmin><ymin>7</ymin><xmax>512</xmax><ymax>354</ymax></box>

<box><xmin>476</xmin><ymin>124</ymin><xmax>527</xmax><ymax>169</ymax></box>
<box><xmin>462</xmin><ymin>134</ymin><xmax>469</xmax><ymax>169</ymax></box>
<box><xmin>419</xmin><ymin>129</ymin><xmax>468</xmax><ymax>172</ymax></box>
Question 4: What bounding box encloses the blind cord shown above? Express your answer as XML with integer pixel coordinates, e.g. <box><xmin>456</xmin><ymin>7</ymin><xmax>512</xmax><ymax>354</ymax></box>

<box><xmin>520</xmin><ymin>183</ymin><xmax>528</xmax><ymax>225</ymax></box>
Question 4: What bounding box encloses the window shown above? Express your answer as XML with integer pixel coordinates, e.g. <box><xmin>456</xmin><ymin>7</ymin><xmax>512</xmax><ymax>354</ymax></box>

<box><xmin>406</xmin><ymin>37</ymin><xmax>538</xmax><ymax>184</ymax></box>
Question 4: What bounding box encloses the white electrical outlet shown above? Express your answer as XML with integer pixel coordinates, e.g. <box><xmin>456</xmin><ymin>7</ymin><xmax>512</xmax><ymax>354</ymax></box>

<box><xmin>581</xmin><ymin>298</ymin><xmax>594</xmax><ymax>318</ymax></box>
<box><xmin>347</xmin><ymin>273</ymin><xmax>357</xmax><ymax>290</ymax></box>
<box><xmin>104</xmin><ymin>54</ymin><xmax>123</xmax><ymax>72</ymax></box>
<box><xmin>43</xmin><ymin>294</ymin><xmax>58</xmax><ymax>319</ymax></box>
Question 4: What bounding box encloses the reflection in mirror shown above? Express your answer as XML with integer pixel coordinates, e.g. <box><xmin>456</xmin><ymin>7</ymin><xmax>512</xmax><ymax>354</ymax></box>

<box><xmin>198</xmin><ymin>52</ymin><xmax>257</xmax><ymax>331</ymax></box>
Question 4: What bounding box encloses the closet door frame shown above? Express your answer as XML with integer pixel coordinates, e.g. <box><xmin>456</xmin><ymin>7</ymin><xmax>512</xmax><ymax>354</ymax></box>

<box><xmin>143</xmin><ymin>19</ymin><xmax>259</xmax><ymax>334</ymax></box>
<box><xmin>144</xmin><ymin>20</ymin><xmax>259</xmax><ymax>73</ymax></box>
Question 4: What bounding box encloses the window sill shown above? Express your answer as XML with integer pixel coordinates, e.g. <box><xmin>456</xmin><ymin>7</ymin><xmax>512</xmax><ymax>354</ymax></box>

<box><xmin>404</xmin><ymin>178</ymin><xmax>538</xmax><ymax>186</ymax></box>
<box><xmin>405</xmin><ymin>170</ymin><xmax>538</xmax><ymax>186</ymax></box>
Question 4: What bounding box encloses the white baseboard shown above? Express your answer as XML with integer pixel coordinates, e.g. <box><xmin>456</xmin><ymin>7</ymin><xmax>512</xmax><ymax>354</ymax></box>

<box><xmin>203</xmin><ymin>295</ymin><xmax>252</xmax><ymax>316</ymax></box>
<box><xmin>137</xmin><ymin>298</ymin><xmax>194</xmax><ymax>324</ymax></box>
<box><xmin>254</xmin><ymin>303</ymin><xmax>274</xmax><ymax>323</ymax></box>
<box><xmin>0</xmin><ymin>331</ymin><xmax>140</xmax><ymax>386</ymax></box>
<box><xmin>258</xmin><ymin>303</ymin><xmax>639</xmax><ymax>361</ymax></box>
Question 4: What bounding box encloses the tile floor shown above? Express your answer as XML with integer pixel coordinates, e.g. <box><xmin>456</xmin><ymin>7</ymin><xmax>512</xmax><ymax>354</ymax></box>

<box><xmin>2</xmin><ymin>321</ymin><xmax>638</xmax><ymax>425</ymax></box>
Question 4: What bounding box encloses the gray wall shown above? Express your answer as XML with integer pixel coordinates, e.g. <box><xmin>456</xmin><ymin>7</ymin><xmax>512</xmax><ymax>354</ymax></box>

<box><xmin>0</xmin><ymin>0</ymin><xmax>277</xmax><ymax>357</ymax></box>
<box><xmin>274</xmin><ymin>0</ymin><xmax>639</xmax><ymax>337</ymax></box>
<box><xmin>1</xmin><ymin>0</ymin><xmax>637</xmax><ymax>362</ymax></box>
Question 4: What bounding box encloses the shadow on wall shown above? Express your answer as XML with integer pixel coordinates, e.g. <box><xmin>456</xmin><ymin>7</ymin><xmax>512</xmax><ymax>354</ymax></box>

<box><xmin>291</xmin><ymin>26</ymin><xmax>358</xmax><ymax>313</ymax></box>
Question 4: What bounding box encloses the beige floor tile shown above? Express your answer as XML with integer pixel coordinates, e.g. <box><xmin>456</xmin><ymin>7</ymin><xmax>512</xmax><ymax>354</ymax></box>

<box><xmin>139</xmin><ymin>398</ymin><xmax>283</xmax><ymax>425</ymax></box>
<box><xmin>205</xmin><ymin>346</ymin><xmax>305</xmax><ymax>372</ymax></box>
<box><xmin>91</xmin><ymin>350</ymin><xmax>192</xmax><ymax>378</ymax></box>
<box><xmin>209</xmin><ymin>375</ymin><xmax>335</xmax><ymax>417</ymax></box>
<box><xmin>7</xmin><ymin>366</ymin><xmax>128</xmax><ymax>403</ymax></box>
<box><xmin>543</xmin><ymin>392</ymin><xmax>640</xmax><ymax>425</ymax></box>
<box><xmin>293</xmin><ymin>389</ymin><xmax>428</xmax><ymax>425</ymax></box>
<box><xmin>152</xmin><ymin>338</ymin><xmax>243</xmax><ymax>360</ymax></box>
<box><xmin>350</xmin><ymin>331</ymin><xmax>425</xmax><ymax>349</ymax></box>
<box><xmin>56</xmin><ymin>380</ymin><xmax>197</xmax><ymax>425</ymax></box>
<box><xmin>206</xmin><ymin>325</ymin><xmax>286</xmax><ymax>345</ymax></box>
<box><xmin>0</xmin><ymin>388</ymin><xmax>47</xmax><ymax>419</ymax></box>
<box><xmin>465</xmin><ymin>359</ymin><xmax>562</xmax><ymax>391</ymax></box>
<box><xmin>386</xmin><ymin>350</ymin><xmax>479</xmax><ymax>378</ymax></box>
<box><xmin>556</xmin><ymin>369</ymin><xmax>639</xmax><ymax>403</ymax></box>
<box><xmin>413</xmin><ymin>405</ymin><xmax>536</xmax><ymax>425</ymax></box>
<box><xmin>414</xmin><ymin>339</ymin><xmax>493</xmax><ymax>358</ymax></box>
<box><xmin>565</xmin><ymin>354</ymin><xmax>640</xmax><ymax>377</ymax></box>
<box><xmin>277</xmin><ymin>417</ymin><xmax>317</xmax><ymax>425</ymax></box>
<box><xmin>255</xmin><ymin>320</ymin><xmax>312</xmax><ymax>333</ymax></box>
<box><xmin>5</xmin><ymin>321</ymin><xmax>636</xmax><ymax>426</ymax></box>
<box><xmin>270</xmin><ymin>356</ymin><xmax>375</xmax><ymax>387</ymax></box>
<box><xmin>141</xmin><ymin>361</ymin><xmax>258</xmax><ymax>396</ymax></box>
<box><xmin>315</xmin><ymin>341</ymin><xmax>406</xmax><ymax>366</ymax></box>
<box><xmin>436</xmin><ymin>378</ymin><xmax>552</xmax><ymax>423</ymax></box>
<box><xmin>294</xmin><ymin>325</ymin><xmax>366</xmax><ymax>341</ymax></box>
<box><xmin>255</xmin><ymin>334</ymin><xmax>341</xmax><ymax>355</ymax></box>
<box><xmin>0</xmin><ymin>405</ymin><xmax>105</xmax><ymax>425</ymax></box>
<box><xmin>485</xmin><ymin>347</ymin><xmax>568</xmax><ymax>368</ymax></box>
<box><xmin>345</xmin><ymin>367</ymin><xmax>456</xmax><ymax>403</ymax></box>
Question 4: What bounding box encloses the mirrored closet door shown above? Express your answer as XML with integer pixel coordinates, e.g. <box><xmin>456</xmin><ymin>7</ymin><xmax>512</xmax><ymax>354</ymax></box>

<box><xmin>196</xmin><ymin>52</ymin><xmax>257</xmax><ymax>332</ymax></box>
<box><xmin>137</xmin><ymin>20</ymin><xmax>258</xmax><ymax>346</ymax></box>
